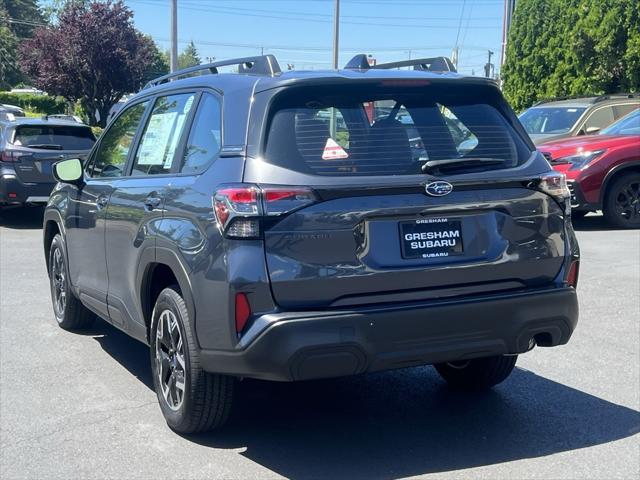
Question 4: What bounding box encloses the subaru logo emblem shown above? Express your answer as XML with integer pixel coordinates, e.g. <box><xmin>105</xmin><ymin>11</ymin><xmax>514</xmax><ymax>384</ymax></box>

<box><xmin>425</xmin><ymin>181</ymin><xmax>453</xmax><ymax>196</ymax></box>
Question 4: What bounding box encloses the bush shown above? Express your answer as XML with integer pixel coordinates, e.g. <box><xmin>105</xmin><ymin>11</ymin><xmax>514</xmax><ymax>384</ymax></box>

<box><xmin>0</xmin><ymin>92</ymin><xmax>68</xmax><ymax>114</ymax></box>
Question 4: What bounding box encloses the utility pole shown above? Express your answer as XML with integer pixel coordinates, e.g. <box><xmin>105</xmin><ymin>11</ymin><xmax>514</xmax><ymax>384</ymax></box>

<box><xmin>170</xmin><ymin>0</ymin><xmax>178</xmax><ymax>73</ymax></box>
<box><xmin>451</xmin><ymin>47</ymin><xmax>459</xmax><ymax>70</ymax></box>
<box><xmin>484</xmin><ymin>50</ymin><xmax>494</xmax><ymax>78</ymax></box>
<box><xmin>332</xmin><ymin>0</ymin><xmax>340</xmax><ymax>69</ymax></box>
<box><xmin>500</xmin><ymin>0</ymin><xmax>516</xmax><ymax>67</ymax></box>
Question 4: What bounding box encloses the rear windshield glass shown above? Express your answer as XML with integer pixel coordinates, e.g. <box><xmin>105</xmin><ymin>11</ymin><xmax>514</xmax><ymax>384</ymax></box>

<box><xmin>263</xmin><ymin>83</ymin><xmax>531</xmax><ymax>177</ymax></box>
<box><xmin>12</xmin><ymin>125</ymin><xmax>96</xmax><ymax>150</ymax></box>
<box><xmin>519</xmin><ymin>107</ymin><xmax>586</xmax><ymax>134</ymax></box>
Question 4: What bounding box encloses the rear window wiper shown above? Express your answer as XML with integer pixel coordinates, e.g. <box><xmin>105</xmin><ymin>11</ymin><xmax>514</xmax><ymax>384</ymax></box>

<box><xmin>24</xmin><ymin>144</ymin><xmax>64</xmax><ymax>150</ymax></box>
<box><xmin>422</xmin><ymin>157</ymin><xmax>506</xmax><ymax>173</ymax></box>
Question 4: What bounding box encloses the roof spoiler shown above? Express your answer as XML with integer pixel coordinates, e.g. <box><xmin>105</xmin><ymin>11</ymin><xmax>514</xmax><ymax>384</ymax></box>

<box><xmin>144</xmin><ymin>54</ymin><xmax>282</xmax><ymax>89</ymax></box>
<box><xmin>344</xmin><ymin>54</ymin><xmax>457</xmax><ymax>73</ymax></box>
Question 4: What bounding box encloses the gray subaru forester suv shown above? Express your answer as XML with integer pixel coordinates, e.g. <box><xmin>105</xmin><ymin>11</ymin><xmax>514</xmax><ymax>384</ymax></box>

<box><xmin>43</xmin><ymin>55</ymin><xmax>580</xmax><ymax>433</ymax></box>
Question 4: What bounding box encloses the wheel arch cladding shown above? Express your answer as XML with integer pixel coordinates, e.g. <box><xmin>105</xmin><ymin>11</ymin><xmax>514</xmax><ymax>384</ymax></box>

<box><xmin>601</xmin><ymin>162</ymin><xmax>640</xmax><ymax>205</ymax></box>
<box><xmin>43</xmin><ymin>220</ymin><xmax>60</xmax><ymax>276</ymax></box>
<box><xmin>139</xmin><ymin>252</ymin><xmax>196</xmax><ymax>344</ymax></box>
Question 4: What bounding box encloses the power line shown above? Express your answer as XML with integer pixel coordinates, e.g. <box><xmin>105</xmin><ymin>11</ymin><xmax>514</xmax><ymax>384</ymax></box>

<box><xmin>454</xmin><ymin>0</ymin><xmax>467</xmax><ymax>48</ymax></box>
<box><xmin>168</xmin><ymin>0</ymin><xmax>502</xmax><ymax>22</ymax></box>
<box><xmin>127</xmin><ymin>0</ymin><xmax>501</xmax><ymax>29</ymax></box>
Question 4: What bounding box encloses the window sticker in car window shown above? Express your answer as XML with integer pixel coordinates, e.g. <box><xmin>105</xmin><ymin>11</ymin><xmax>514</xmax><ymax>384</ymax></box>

<box><xmin>137</xmin><ymin>112</ymin><xmax>177</xmax><ymax>165</ymax></box>
<box><xmin>322</xmin><ymin>138</ymin><xmax>349</xmax><ymax>160</ymax></box>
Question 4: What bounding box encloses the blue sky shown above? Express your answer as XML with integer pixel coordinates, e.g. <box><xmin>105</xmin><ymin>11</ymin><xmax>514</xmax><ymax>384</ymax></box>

<box><xmin>123</xmin><ymin>0</ymin><xmax>506</xmax><ymax>75</ymax></box>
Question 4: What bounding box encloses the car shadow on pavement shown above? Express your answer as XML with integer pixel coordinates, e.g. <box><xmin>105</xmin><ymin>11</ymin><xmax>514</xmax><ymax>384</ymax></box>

<box><xmin>0</xmin><ymin>206</ymin><xmax>45</xmax><ymax>229</ymax></box>
<box><xmin>89</xmin><ymin>319</ymin><xmax>640</xmax><ymax>479</ymax></box>
<box><xmin>84</xmin><ymin>320</ymin><xmax>154</xmax><ymax>390</ymax></box>
<box><xmin>571</xmin><ymin>213</ymin><xmax>631</xmax><ymax>231</ymax></box>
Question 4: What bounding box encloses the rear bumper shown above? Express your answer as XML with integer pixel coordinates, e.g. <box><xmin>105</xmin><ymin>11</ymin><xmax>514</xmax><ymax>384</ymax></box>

<box><xmin>200</xmin><ymin>287</ymin><xmax>579</xmax><ymax>381</ymax></box>
<box><xmin>0</xmin><ymin>170</ymin><xmax>54</xmax><ymax>205</ymax></box>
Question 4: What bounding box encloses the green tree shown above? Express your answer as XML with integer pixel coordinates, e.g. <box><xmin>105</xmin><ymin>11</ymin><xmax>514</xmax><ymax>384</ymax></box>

<box><xmin>502</xmin><ymin>0</ymin><xmax>640</xmax><ymax>111</ymax></box>
<box><xmin>178</xmin><ymin>40</ymin><xmax>201</xmax><ymax>69</ymax></box>
<box><xmin>143</xmin><ymin>36</ymin><xmax>170</xmax><ymax>83</ymax></box>
<box><xmin>20</xmin><ymin>1</ymin><xmax>157</xmax><ymax>126</ymax></box>
<box><xmin>0</xmin><ymin>0</ymin><xmax>45</xmax><ymax>88</ymax></box>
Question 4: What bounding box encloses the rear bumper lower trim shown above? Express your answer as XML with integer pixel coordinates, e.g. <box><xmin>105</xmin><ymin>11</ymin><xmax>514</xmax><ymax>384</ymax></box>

<box><xmin>199</xmin><ymin>287</ymin><xmax>578</xmax><ymax>381</ymax></box>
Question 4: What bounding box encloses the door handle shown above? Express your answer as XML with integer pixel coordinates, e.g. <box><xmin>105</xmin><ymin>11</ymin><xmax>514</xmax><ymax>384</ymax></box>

<box><xmin>144</xmin><ymin>196</ymin><xmax>162</xmax><ymax>211</ymax></box>
<box><xmin>96</xmin><ymin>194</ymin><xmax>109</xmax><ymax>210</ymax></box>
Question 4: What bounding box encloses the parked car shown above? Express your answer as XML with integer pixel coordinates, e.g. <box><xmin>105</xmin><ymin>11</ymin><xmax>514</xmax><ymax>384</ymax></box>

<box><xmin>519</xmin><ymin>94</ymin><xmax>639</xmax><ymax>145</ymax></box>
<box><xmin>0</xmin><ymin>117</ymin><xmax>95</xmax><ymax>207</ymax></box>
<box><xmin>44</xmin><ymin>54</ymin><xmax>579</xmax><ymax>433</ymax></box>
<box><xmin>540</xmin><ymin>109</ymin><xmax>640</xmax><ymax>228</ymax></box>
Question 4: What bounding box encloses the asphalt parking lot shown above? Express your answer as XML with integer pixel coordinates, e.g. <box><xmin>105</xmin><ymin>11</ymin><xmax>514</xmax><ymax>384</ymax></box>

<box><xmin>0</xmin><ymin>207</ymin><xmax>638</xmax><ymax>480</ymax></box>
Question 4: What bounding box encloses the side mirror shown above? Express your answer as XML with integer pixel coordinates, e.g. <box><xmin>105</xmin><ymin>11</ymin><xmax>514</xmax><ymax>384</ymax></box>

<box><xmin>53</xmin><ymin>158</ymin><xmax>84</xmax><ymax>185</ymax></box>
<box><xmin>585</xmin><ymin>126</ymin><xmax>601</xmax><ymax>135</ymax></box>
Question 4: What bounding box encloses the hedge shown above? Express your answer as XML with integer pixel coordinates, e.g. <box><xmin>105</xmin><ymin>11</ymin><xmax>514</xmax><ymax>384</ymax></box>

<box><xmin>0</xmin><ymin>92</ymin><xmax>68</xmax><ymax>115</ymax></box>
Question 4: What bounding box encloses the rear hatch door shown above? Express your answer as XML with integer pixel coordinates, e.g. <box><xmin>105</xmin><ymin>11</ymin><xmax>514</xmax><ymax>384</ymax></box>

<box><xmin>247</xmin><ymin>81</ymin><xmax>565</xmax><ymax>309</ymax></box>
<box><xmin>8</xmin><ymin>123</ymin><xmax>95</xmax><ymax>183</ymax></box>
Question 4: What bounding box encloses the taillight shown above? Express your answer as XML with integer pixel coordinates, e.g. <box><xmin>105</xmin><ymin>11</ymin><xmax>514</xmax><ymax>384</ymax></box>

<box><xmin>566</xmin><ymin>260</ymin><xmax>580</xmax><ymax>288</ymax></box>
<box><xmin>1</xmin><ymin>151</ymin><xmax>29</xmax><ymax>162</ymax></box>
<box><xmin>235</xmin><ymin>293</ymin><xmax>251</xmax><ymax>334</ymax></box>
<box><xmin>262</xmin><ymin>187</ymin><xmax>316</xmax><ymax>216</ymax></box>
<box><xmin>213</xmin><ymin>184</ymin><xmax>316</xmax><ymax>238</ymax></box>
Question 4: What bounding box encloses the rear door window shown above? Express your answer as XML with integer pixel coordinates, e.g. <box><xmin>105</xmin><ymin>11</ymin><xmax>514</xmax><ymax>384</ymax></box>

<box><xmin>263</xmin><ymin>84</ymin><xmax>531</xmax><ymax>177</ymax></box>
<box><xmin>12</xmin><ymin>125</ymin><xmax>95</xmax><ymax>150</ymax></box>
<box><xmin>180</xmin><ymin>93</ymin><xmax>222</xmax><ymax>174</ymax></box>
<box><xmin>132</xmin><ymin>93</ymin><xmax>195</xmax><ymax>176</ymax></box>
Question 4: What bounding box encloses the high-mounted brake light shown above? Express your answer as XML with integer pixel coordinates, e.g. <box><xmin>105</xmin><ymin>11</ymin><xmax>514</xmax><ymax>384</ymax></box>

<box><xmin>213</xmin><ymin>184</ymin><xmax>316</xmax><ymax>238</ymax></box>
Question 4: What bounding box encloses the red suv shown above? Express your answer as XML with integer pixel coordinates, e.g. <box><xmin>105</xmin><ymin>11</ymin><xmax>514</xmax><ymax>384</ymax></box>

<box><xmin>540</xmin><ymin>109</ymin><xmax>640</xmax><ymax>228</ymax></box>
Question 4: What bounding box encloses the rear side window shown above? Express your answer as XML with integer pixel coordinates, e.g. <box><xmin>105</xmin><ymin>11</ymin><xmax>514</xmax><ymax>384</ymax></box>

<box><xmin>12</xmin><ymin>125</ymin><xmax>95</xmax><ymax>150</ymax></box>
<box><xmin>132</xmin><ymin>93</ymin><xmax>195</xmax><ymax>176</ymax></box>
<box><xmin>263</xmin><ymin>84</ymin><xmax>531</xmax><ymax>177</ymax></box>
<box><xmin>180</xmin><ymin>93</ymin><xmax>222</xmax><ymax>174</ymax></box>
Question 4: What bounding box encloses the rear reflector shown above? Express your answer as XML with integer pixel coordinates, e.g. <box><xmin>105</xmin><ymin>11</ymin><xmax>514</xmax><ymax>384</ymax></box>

<box><xmin>235</xmin><ymin>293</ymin><xmax>251</xmax><ymax>334</ymax></box>
<box><xmin>567</xmin><ymin>260</ymin><xmax>580</xmax><ymax>288</ymax></box>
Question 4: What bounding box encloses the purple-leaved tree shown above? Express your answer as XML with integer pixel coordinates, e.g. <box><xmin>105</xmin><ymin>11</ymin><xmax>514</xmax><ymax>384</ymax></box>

<box><xmin>20</xmin><ymin>0</ymin><xmax>158</xmax><ymax>126</ymax></box>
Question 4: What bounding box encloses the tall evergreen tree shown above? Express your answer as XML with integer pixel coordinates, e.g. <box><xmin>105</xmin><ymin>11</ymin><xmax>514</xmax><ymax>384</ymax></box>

<box><xmin>502</xmin><ymin>0</ymin><xmax>640</xmax><ymax>111</ymax></box>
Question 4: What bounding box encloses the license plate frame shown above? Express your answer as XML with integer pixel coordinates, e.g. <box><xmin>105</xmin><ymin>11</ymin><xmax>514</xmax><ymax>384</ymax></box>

<box><xmin>399</xmin><ymin>218</ymin><xmax>464</xmax><ymax>259</ymax></box>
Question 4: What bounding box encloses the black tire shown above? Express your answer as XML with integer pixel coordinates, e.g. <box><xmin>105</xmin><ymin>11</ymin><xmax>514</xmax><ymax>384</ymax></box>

<box><xmin>48</xmin><ymin>234</ymin><xmax>94</xmax><ymax>330</ymax></box>
<box><xmin>150</xmin><ymin>287</ymin><xmax>234</xmax><ymax>433</ymax></box>
<box><xmin>434</xmin><ymin>355</ymin><xmax>517</xmax><ymax>390</ymax></box>
<box><xmin>603</xmin><ymin>173</ymin><xmax>640</xmax><ymax>229</ymax></box>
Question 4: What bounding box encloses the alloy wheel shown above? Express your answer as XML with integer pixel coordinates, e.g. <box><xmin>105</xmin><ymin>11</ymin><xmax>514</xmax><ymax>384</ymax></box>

<box><xmin>155</xmin><ymin>309</ymin><xmax>186</xmax><ymax>411</ymax></box>
<box><xmin>614</xmin><ymin>179</ymin><xmax>640</xmax><ymax>224</ymax></box>
<box><xmin>51</xmin><ymin>248</ymin><xmax>66</xmax><ymax>315</ymax></box>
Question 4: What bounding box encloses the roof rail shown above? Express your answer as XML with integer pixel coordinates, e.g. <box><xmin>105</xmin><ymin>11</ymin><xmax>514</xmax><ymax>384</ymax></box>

<box><xmin>144</xmin><ymin>54</ymin><xmax>282</xmax><ymax>89</ymax></box>
<box><xmin>594</xmin><ymin>92</ymin><xmax>639</xmax><ymax>103</ymax></box>
<box><xmin>344</xmin><ymin>54</ymin><xmax>457</xmax><ymax>73</ymax></box>
<box><xmin>534</xmin><ymin>92</ymin><xmax>639</xmax><ymax>106</ymax></box>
